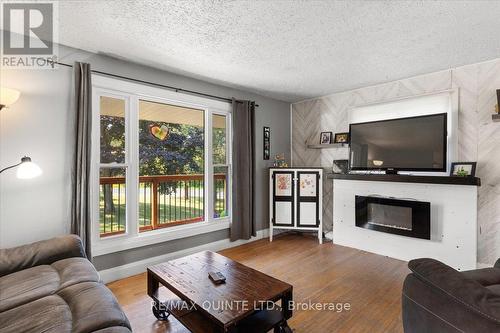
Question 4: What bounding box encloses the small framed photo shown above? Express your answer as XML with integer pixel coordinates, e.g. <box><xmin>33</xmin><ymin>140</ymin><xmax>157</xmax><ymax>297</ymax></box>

<box><xmin>320</xmin><ymin>132</ymin><xmax>332</xmax><ymax>144</ymax></box>
<box><xmin>334</xmin><ymin>132</ymin><xmax>349</xmax><ymax>144</ymax></box>
<box><xmin>496</xmin><ymin>89</ymin><xmax>500</xmax><ymax>113</ymax></box>
<box><xmin>450</xmin><ymin>162</ymin><xmax>476</xmax><ymax>177</ymax></box>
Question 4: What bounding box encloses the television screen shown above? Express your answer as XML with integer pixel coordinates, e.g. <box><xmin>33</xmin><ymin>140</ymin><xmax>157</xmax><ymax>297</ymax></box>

<box><xmin>349</xmin><ymin>113</ymin><xmax>447</xmax><ymax>171</ymax></box>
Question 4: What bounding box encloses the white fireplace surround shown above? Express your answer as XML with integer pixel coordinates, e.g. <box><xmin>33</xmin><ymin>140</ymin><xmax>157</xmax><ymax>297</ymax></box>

<box><xmin>331</xmin><ymin>90</ymin><xmax>478</xmax><ymax>270</ymax></box>
<box><xmin>333</xmin><ymin>179</ymin><xmax>478</xmax><ymax>271</ymax></box>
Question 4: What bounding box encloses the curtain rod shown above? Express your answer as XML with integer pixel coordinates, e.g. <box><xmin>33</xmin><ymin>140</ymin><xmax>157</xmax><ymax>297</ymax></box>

<box><xmin>56</xmin><ymin>61</ymin><xmax>259</xmax><ymax>107</ymax></box>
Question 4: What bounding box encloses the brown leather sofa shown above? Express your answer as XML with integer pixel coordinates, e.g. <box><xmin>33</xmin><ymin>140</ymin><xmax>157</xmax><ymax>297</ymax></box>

<box><xmin>0</xmin><ymin>235</ymin><xmax>131</xmax><ymax>333</ymax></box>
<box><xmin>402</xmin><ymin>258</ymin><xmax>500</xmax><ymax>332</ymax></box>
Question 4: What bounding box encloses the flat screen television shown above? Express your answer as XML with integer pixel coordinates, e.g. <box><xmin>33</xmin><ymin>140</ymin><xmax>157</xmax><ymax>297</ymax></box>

<box><xmin>349</xmin><ymin>113</ymin><xmax>447</xmax><ymax>172</ymax></box>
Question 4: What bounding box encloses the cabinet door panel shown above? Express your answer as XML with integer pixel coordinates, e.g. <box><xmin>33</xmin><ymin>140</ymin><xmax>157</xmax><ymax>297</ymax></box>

<box><xmin>299</xmin><ymin>173</ymin><xmax>317</xmax><ymax>197</ymax></box>
<box><xmin>272</xmin><ymin>171</ymin><xmax>294</xmax><ymax>226</ymax></box>
<box><xmin>299</xmin><ymin>202</ymin><xmax>317</xmax><ymax>225</ymax></box>
<box><xmin>275</xmin><ymin>201</ymin><xmax>293</xmax><ymax>226</ymax></box>
<box><xmin>274</xmin><ymin>173</ymin><xmax>293</xmax><ymax>197</ymax></box>
<box><xmin>296</xmin><ymin>171</ymin><xmax>320</xmax><ymax>227</ymax></box>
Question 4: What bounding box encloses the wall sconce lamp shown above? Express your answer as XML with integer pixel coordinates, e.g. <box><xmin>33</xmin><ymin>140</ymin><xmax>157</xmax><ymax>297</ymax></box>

<box><xmin>0</xmin><ymin>87</ymin><xmax>21</xmax><ymax>110</ymax></box>
<box><xmin>0</xmin><ymin>156</ymin><xmax>42</xmax><ymax>179</ymax></box>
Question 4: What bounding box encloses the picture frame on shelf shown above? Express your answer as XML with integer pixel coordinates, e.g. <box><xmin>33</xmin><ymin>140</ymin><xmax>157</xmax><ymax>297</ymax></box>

<box><xmin>320</xmin><ymin>132</ymin><xmax>332</xmax><ymax>144</ymax></box>
<box><xmin>496</xmin><ymin>89</ymin><xmax>499</xmax><ymax>113</ymax></box>
<box><xmin>334</xmin><ymin>132</ymin><xmax>349</xmax><ymax>144</ymax></box>
<box><xmin>450</xmin><ymin>162</ymin><xmax>476</xmax><ymax>177</ymax></box>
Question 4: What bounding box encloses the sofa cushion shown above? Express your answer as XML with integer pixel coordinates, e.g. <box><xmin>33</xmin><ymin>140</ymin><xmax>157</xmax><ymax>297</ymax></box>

<box><xmin>0</xmin><ymin>265</ymin><xmax>59</xmax><ymax>312</ymax></box>
<box><xmin>0</xmin><ymin>235</ymin><xmax>130</xmax><ymax>333</ymax></box>
<box><xmin>51</xmin><ymin>257</ymin><xmax>101</xmax><ymax>289</ymax></box>
<box><xmin>57</xmin><ymin>281</ymin><xmax>131</xmax><ymax>333</ymax></box>
<box><xmin>0</xmin><ymin>257</ymin><xmax>100</xmax><ymax>312</ymax></box>
<box><xmin>0</xmin><ymin>295</ymin><xmax>72</xmax><ymax>333</ymax></box>
<box><xmin>408</xmin><ymin>258</ymin><xmax>500</xmax><ymax>324</ymax></box>
<box><xmin>0</xmin><ymin>235</ymin><xmax>85</xmax><ymax>277</ymax></box>
<box><xmin>462</xmin><ymin>268</ymin><xmax>500</xmax><ymax>287</ymax></box>
<box><xmin>487</xmin><ymin>285</ymin><xmax>500</xmax><ymax>295</ymax></box>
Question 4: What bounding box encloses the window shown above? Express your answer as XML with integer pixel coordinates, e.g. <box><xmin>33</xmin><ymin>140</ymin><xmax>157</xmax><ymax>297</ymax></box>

<box><xmin>91</xmin><ymin>76</ymin><xmax>231</xmax><ymax>253</ymax></box>
<box><xmin>212</xmin><ymin>114</ymin><xmax>229</xmax><ymax>218</ymax></box>
<box><xmin>99</xmin><ymin>95</ymin><xmax>128</xmax><ymax>237</ymax></box>
<box><xmin>138</xmin><ymin>100</ymin><xmax>205</xmax><ymax>231</ymax></box>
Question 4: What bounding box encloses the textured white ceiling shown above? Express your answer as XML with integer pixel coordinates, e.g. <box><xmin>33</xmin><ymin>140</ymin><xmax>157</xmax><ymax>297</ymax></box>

<box><xmin>59</xmin><ymin>0</ymin><xmax>500</xmax><ymax>102</ymax></box>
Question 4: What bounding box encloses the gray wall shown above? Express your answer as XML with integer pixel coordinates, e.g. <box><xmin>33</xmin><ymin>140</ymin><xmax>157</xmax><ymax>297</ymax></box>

<box><xmin>94</xmin><ymin>229</ymin><xmax>230</xmax><ymax>270</ymax></box>
<box><xmin>0</xmin><ymin>44</ymin><xmax>291</xmax><ymax>269</ymax></box>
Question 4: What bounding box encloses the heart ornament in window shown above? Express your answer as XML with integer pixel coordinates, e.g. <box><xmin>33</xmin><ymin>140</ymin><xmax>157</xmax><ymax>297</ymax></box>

<box><xmin>149</xmin><ymin>124</ymin><xmax>169</xmax><ymax>141</ymax></box>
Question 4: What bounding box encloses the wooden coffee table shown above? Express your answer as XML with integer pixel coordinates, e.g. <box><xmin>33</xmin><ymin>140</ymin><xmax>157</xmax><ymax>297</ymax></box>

<box><xmin>147</xmin><ymin>251</ymin><xmax>293</xmax><ymax>333</ymax></box>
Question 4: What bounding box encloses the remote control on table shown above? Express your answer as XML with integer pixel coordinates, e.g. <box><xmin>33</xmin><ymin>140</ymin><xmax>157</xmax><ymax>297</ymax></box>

<box><xmin>208</xmin><ymin>271</ymin><xmax>226</xmax><ymax>284</ymax></box>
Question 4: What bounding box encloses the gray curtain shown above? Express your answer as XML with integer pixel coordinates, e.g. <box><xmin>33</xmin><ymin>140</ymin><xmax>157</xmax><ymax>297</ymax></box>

<box><xmin>71</xmin><ymin>62</ymin><xmax>93</xmax><ymax>259</ymax></box>
<box><xmin>231</xmin><ymin>99</ymin><xmax>256</xmax><ymax>241</ymax></box>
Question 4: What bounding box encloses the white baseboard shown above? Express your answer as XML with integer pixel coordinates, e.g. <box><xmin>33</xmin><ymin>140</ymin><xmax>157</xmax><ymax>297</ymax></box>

<box><xmin>99</xmin><ymin>229</ymin><xmax>269</xmax><ymax>283</ymax></box>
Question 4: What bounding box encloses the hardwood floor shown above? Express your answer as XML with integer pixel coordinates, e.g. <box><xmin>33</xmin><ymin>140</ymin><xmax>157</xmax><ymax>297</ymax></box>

<box><xmin>107</xmin><ymin>233</ymin><xmax>409</xmax><ymax>333</ymax></box>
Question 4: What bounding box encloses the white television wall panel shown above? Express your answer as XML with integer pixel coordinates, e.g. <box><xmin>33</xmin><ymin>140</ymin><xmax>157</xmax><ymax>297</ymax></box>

<box><xmin>349</xmin><ymin>93</ymin><xmax>452</xmax><ymax>124</ymax></box>
<box><xmin>333</xmin><ymin>179</ymin><xmax>477</xmax><ymax>271</ymax></box>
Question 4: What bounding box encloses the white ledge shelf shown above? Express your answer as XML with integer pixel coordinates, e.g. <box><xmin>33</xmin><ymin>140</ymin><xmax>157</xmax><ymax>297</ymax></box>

<box><xmin>307</xmin><ymin>143</ymin><xmax>348</xmax><ymax>149</ymax></box>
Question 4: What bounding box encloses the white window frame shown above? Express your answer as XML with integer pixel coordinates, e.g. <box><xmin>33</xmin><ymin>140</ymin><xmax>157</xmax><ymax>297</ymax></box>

<box><xmin>211</xmin><ymin>111</ymin><xmax>232</xmax><ymax>219</ymax></box>
<box><xmin>90</xmin><ymin>75</ymin><xmax>232</xmax><ymax>256</ymax></box>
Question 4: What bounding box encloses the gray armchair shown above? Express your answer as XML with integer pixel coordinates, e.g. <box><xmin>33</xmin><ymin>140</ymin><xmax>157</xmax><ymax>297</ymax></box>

<box><xmin>402</xmin><ymin>258</ymin><xmax>500</xmax><ymax>332</ymax></box>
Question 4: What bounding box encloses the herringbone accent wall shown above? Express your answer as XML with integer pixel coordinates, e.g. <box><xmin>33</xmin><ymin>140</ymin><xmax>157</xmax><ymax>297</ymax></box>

<box><xmin>292</xmin><ymin>58</ymin><xmax>500</xmax><ymax>265</ymax></box>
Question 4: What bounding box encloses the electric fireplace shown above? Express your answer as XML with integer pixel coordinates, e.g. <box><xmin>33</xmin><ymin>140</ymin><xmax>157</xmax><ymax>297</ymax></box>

<box><xmin>355</xmin><ymin>195</ymin><xmax>431</xmax><ymax>240</ymax></box>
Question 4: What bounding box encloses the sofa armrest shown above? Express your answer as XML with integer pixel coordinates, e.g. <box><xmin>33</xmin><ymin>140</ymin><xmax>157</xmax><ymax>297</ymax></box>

<box><xmin>407</xmin><ymin>258</ymin><xmax>500</xmax><ymax>323</ymax></box>
<box><xmin>495</xmin><ymin>258</ymin><xmax>500</xmax><ymax>269</ymax></box>
<box><xmin>0</xmin><ymin>234</ymin><xmax>86</xmax><ymax>277</ymax></box>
